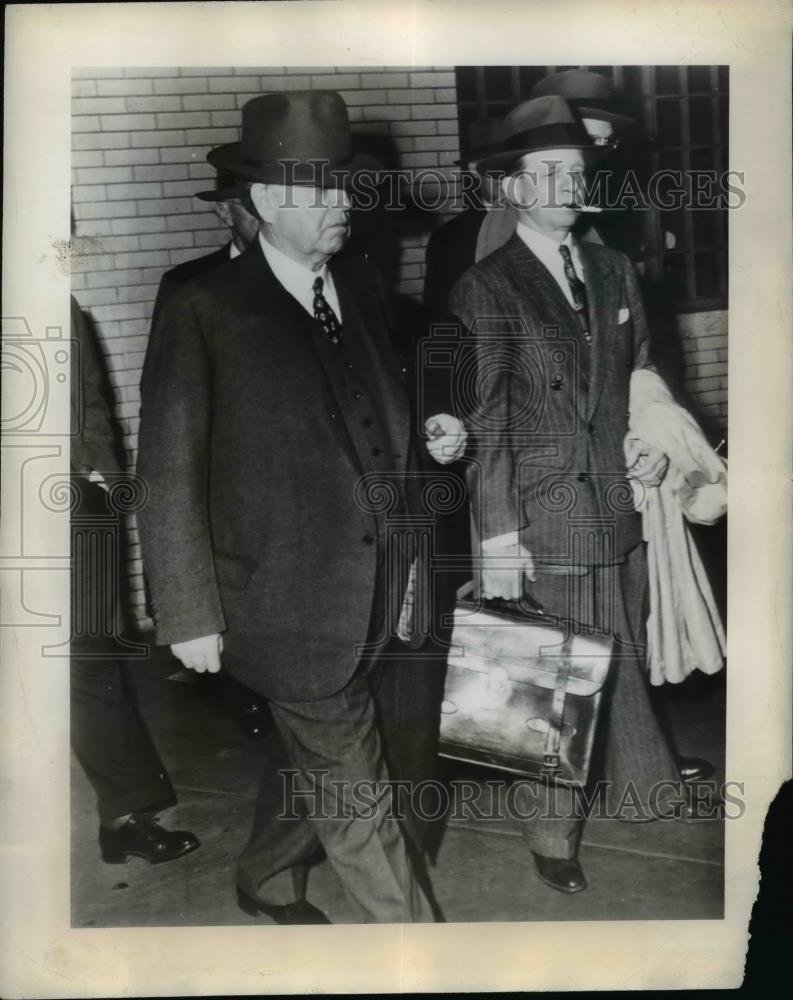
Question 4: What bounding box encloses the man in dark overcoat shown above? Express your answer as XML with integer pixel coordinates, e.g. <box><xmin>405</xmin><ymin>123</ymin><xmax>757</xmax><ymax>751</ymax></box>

<box><xmin>137</xmin><ymin>91</ymin><xmax>438</xmax><ymax>924</ymax></box>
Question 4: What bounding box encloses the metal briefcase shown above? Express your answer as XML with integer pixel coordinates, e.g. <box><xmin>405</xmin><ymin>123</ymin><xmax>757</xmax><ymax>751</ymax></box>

<box><xmin>438</xmin><ymin>590</ymin><xmax>614</xmax><ymax>787</ymax></box>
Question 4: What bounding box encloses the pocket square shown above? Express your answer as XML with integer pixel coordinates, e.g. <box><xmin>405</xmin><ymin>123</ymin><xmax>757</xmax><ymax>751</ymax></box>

<box><xmin>618</xmin><ymin>307</ymin><xmax>630</xmax><ymax>324</ymax></box>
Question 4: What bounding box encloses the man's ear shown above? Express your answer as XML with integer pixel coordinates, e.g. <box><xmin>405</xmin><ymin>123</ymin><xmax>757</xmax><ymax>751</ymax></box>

<box><xmin>250</xmin><ymin>183</ymin><xmax>277</xmax><ymax>224</ymax></box>
<box><xmin>501</xmin><ymin>174</ymin><xmax>519</xmax><ymax>208</ymax></box>
<box><xmin>213</xmin><ymin>201</ymin><xmax>233</xmax><ymax>227</ymax></box>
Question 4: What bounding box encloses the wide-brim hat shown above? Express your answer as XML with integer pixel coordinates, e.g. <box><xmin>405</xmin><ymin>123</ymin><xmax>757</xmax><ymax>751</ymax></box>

<box><xmin>207</xmin><ymin>90</ymin><xmax>372</xmax><ymax>189</ymax></box>
<box><xmin>477</xmin><ymin>95</ymin><xmax>597</xmax><ymax>175</ymax></box>
<box><xmin>531</xmin><ymin>69</ymin><xmax>635</xmax><ymax>130</ymax></box>
<box><xmin>454</xmin><ymin>117</ymin><xmax>505</xmax><ymax>166</ymax></box>
<box><xmin>195</xmin><ymin>169</ymin><xmax>250</xmax><ymax>203</ymax></box>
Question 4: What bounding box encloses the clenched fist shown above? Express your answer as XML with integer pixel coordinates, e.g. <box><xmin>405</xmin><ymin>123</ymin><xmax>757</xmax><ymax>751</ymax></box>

<box><xmin>171</xmin><ymin>633</ymin><xmax>224</xmax><ymax>674</ymax></box>
<box><xmin>424</xmin><ymin>413</ymin><xmax>468</xmax><ymax>465</ymax></box>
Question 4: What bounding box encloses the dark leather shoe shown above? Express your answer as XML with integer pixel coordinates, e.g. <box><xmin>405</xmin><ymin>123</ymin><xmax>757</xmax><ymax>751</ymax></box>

<box><xmin>99</xmin><ymin>813</ymin><xmax>200</xmax><ymax>865</ymax></box>
<box><xmin>532</xmin><ymin>853</ymin><xmax>587</xmax><ymax>894</ymax></box>
<box><xmin>677</xmin><ymin>756</ymin><xmax>715</xmax><ymax>783</ymax></box>
<box><xmin>236</xmin><ymin>887</ymin><xmax>330</xmax><ymax>924</ymax></box>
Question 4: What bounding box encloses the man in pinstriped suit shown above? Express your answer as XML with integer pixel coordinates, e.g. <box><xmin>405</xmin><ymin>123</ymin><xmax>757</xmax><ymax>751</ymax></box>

<box><xmin>428</xmin><ymin>95</ymin><xmax>680</xmax><ymax>895</ymax></box>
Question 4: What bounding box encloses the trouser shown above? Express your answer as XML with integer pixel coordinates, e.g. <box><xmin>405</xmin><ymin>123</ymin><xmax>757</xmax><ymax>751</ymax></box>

<box><xmin>236</xmin><ymin>659</ymin><xmax>435</xmax><ymax>923</ymax></box>
<box><xmin>70</xmin><ymin>659</ymin><xmax>175</xmax><ymax>823</ymax></box>
<box><xmin>368</xmin><ymin>637</ymin><xmax>448</xmax><ymax>855</ymax></box>
<box><xmin>70</xmin><ymin>475</ymin><xmax>174</xmax><ymax>823</ymax></box>
<box><xmin>516</xmin><ymin>543</ymin><xmax>679</xmax><ymax>859</ymax></box>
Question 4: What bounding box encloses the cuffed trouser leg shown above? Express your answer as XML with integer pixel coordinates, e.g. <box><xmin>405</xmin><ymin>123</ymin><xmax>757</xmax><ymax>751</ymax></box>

<box><xmin>512</xmin><ymin>779</ymin><xmax>583</xmax><ymax>859</ymax></box>
<box><xmin>237</xmin><ymin>665</ymin><xmax>435</xmax><ymax>924</ymax></box>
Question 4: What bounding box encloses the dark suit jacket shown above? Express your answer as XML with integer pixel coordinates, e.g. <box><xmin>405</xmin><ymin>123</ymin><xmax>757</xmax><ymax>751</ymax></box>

<box><xmin>448</xmin><ymin>233</ymin><xmax>650</xmax><ymax>566</ymax></box>
<box><xmin>150</xmin><ymin>243</ymin><xmax>232</xmax><ymax>331</ymax></box>
<box><xmin>137</xmin><ymin>239</ymin><xmax>415</xmax><ymax>702</ymax></box>
<box><xmin>70</xmin><ymin>296</ymin><xmax>121</xmax><ymax>477</ymax></box>
<box><xmin>423</xmin><ymin>209</ymin><xmax>487</xmax><ymax>321</ymax></box>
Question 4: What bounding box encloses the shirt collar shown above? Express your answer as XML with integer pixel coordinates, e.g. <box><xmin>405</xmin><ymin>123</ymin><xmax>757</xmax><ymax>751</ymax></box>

<box><xmin>516</xmin><ymin>220</ymin><xmax>576</xmax><ymax>259</ymax></box>
<box><xmin>258</xmin><ymin>231</ymin><xmax>328</xmax><ymax>289</ymax></box>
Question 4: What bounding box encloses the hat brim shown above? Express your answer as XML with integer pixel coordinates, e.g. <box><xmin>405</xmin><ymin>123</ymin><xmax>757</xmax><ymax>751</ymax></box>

<box><xmin>207</xmin><ymin>142</ymin><xmax>378</xmax><ymax>188</ymax></box>
<box><xmin>195</xmin><ymin>186</ymin><xmax>247</xmax><ymax>203</ymax></box>
<box><xmin>576</xmin><ymin>105</ymin><xmax>635</xmax><ymax>129</ymax></box>
<box><xmin>478</xmin><ymin>142</ymin><xmax>606</xmax><ymax>176</ymax></box>
<box><xmin>453</xmin><ymin>144</ymin><xmax>504</xmax><ymax>167</ymax></box>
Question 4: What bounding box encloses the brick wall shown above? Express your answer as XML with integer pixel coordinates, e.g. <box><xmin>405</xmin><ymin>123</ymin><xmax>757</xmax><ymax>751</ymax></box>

<box><xmin>677</xmin><ymin>311</ymin><xmax>728</xmax><ymax>437</ymax></box>
<box><xmin>71</xmin><ymin>66</ymin><xmax>460</xmax><ymax>627</ymax></box>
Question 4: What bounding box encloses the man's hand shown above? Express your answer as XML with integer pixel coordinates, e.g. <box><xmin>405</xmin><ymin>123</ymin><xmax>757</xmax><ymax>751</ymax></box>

<box><xmin>480</xmin><ymin>542</ymin><xmax>536</xmax><ymax>600</ymax></box>
<box><xmin>626</xmin><ymin>438</ymin><xmax>669</xmax><ymax>487</ymax></box>
<box><xmin>424</xmin><ymin>413</ymin><xmax>467</xmax><ymax>465</ymax></box>
<box><xmin>171</xmin><ymin>633</ymin><xmax>223</xmax><ymax>674</ymax></box>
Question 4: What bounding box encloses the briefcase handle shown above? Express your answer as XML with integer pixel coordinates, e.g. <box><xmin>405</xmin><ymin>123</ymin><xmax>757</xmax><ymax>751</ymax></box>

<box><xmin>455</xmin><ymin>579</ymin><xmax>548</xmax><ymax>622</ymax></box>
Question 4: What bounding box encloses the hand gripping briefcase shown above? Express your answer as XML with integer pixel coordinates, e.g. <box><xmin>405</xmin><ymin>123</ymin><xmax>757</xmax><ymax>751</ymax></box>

<box><xmin>438</xmin><ymin>585</ymin><xmax>614</xmax><ymax>787</ymax></box>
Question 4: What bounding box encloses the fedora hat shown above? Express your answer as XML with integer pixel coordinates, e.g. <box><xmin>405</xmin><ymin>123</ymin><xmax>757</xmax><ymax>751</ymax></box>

<box><xmin>454</xmin><ymin>117</ymin><xmax>505</xmax><ymax>166</ymax></box>
<box><xmin>531</xmin><ymin>69</ymin><xmax>634</xmax><ymax>130</ymax></box>
<box><xmin>477</xmin><ymin>95</ymin><xmax>594</xmax><ymax>175</ymax></box>
<box><xmin>195</xmin><ymin>169</ymin><xmax>249</xmax><ymax>203</ymax></box>
<box><xmin>207</xmin><ymin>90</ymin><xmax>369</xmax><ymax>189</ymax></box>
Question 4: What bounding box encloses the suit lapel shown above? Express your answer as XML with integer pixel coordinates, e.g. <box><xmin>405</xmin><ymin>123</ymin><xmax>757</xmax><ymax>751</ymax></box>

<box><xmin>502</xmin><ymin>235</ymin><xmax>581</xmax><ymax>332</ymax></box>
<box><xmin>577</xmin><ymin>240</ymin><xmax>617</xmax><ymax>420</ymax></box>
<box><xmin>233</xmin><ymin>240</ymin><xmax>364</xmax><ymax>475</ymax></box>
<box><xmin>501</xmin><ymin>236</ymin><xmax>595</xmax><ymax>411</ymax></box>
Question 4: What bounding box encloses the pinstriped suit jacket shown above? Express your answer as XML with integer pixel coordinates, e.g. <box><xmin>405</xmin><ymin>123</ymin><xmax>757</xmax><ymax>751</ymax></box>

<box><xmin>448</xmin><ymin>232</ymin><xmax>650</xmax><ymax>567</ymax></box>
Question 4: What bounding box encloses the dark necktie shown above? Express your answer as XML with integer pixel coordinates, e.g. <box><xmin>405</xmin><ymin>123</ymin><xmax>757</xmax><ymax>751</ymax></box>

<box><xmin>312</xmin><ymin>275</ymin><xmax>342</xmax><ymax>345</ymax></box>
<box><xmin>558</xmin><ymin>244</ymin><xmax>591</xmax><ymax>346</ymax></box>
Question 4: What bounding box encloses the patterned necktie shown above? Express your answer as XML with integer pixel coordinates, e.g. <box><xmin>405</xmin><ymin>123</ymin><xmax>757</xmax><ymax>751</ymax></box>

<box><xmin>558</xmin><ymin>244</ymin><xmax>591</xmax><ymax>345</ymax></box>
<box><xmin>312</xmin><ymin>275</ymin><xmax>342</xmax><ymax>345</ymax></box>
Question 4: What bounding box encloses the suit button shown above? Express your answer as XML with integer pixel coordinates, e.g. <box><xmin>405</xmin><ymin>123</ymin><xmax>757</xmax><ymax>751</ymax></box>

<box><xmin>362</xmin><ymin>417</ymin><xmax>372</xmax><ymax>428</ymax></box>
<box><xmin>372</xmin><ymin>446</ymin><xmax>382</xmax><ymax>456</ymax></box>
<box><xmin>362</xmin><ymin>534</ymin><xmax>374</xmax><ymax>545</ymax></box>
<box><xmin>353</xmin><ymin>390</ymin><xmax>363</xmax><ymax>400</ymax></box>
<box><xmin>577</xmin><ymin>473</ymin><xmax>588</xmax><ymax>482</ymax></box>
<box><xmin>588</xmin><ymin>423</ymin><xmax>595</xmax><ymax>433</ymax></box>
<box><xmin>346</xmin><ymin>361</ymin><xmax>353</xmax><ymax>370</ymax></box>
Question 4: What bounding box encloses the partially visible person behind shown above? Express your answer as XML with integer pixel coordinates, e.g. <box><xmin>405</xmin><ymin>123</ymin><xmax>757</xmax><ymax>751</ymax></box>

<box><xmin>70</xmin><ymin>295</ymin><xmax>200</xmax><ymax>866</ymax></box>
<box><xmin>423</xmin><ymin>118</ymin><xmax>504</xmax><ymax>322</ymax></box>
<box><xmin>149</xmin><ymin>170</ymin><xmax>260</xmax><ymax>330</ymax></box>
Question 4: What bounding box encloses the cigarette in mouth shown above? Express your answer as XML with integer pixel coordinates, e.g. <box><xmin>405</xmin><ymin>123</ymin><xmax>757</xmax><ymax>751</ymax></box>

<box><xmin>573</xmin><ymin>204</ymin><xmax>603</xmax><ymax>213</ymax></box>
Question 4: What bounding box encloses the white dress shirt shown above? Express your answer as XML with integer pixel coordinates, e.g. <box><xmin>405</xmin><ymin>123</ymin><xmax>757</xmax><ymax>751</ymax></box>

<box><xmin>258</xmin><ymin>232</ymin><xmax>342</xmax><ymax>322</ymax></box>
<box><xmin>230</xmin><ymin>242</ymin><xmax>241</xmax><ymax>260</ymax></box>
<box><xmin>515</xmin><ymin>221</ymin><xmax>585</xmax><ymax>309</ymax></box>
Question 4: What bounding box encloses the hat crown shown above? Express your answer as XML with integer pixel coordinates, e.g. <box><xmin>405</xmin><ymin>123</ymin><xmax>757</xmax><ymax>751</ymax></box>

<box><xmin>531</xmin><ymin>69</ymin><xmax>614</xmax><ymax>103</ymax></box>
<box><xmin>240</xmin><ymin>90</ymin><xmax>351</xmax><ymax>165</ymax></box>
<box><xmin>502</xmin><ymin>94</ymin><xmax>581</xmax><ymax>141</ymax></box>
